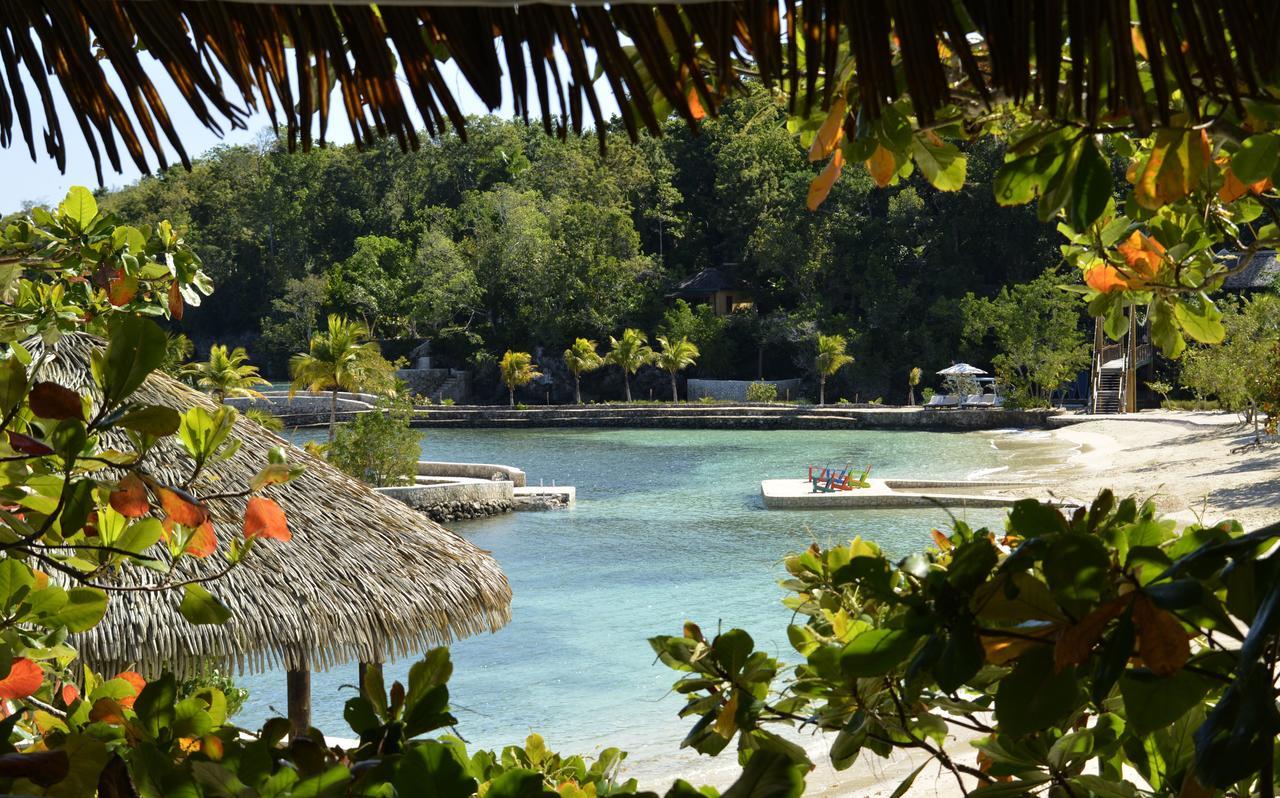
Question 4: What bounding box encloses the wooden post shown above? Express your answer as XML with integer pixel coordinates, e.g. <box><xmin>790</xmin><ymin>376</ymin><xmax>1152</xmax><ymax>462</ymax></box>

<box><xmin>287</xmin><ymin>664</ymin><xmax>311</xmax><ymax>739</ymax></box>
<box><xmin>1126</xmin><ymin>308</ymin><xmax>1138</xmax><ymax>413</ymax></box>
<box><xmin>358</xmin><ymin>661</ymin><xmax>383</xmax><ymax>694</ymax></box>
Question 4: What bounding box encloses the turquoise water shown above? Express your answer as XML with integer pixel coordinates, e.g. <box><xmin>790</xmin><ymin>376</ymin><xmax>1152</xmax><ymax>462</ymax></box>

<box><xmin>236</xmin><ymin>428</ymin><xmax>1047</xmax><ymax>782</ymax></box>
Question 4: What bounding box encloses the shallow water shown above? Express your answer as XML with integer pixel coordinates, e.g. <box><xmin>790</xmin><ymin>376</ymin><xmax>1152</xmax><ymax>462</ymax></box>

<box><xmin>236</xmin><ymin>427</ymin><xmax>1057</xmax><ymax>782</ymax></box>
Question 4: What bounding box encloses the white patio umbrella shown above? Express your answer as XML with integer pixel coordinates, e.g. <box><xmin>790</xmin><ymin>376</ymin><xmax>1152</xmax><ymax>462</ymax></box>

<box><xmin>936</xmin><ymin>363</ymin><xmax>988</xmax><ymax>376</ymax></box>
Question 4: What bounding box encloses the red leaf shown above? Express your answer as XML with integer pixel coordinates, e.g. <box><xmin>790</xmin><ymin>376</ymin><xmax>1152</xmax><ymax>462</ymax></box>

<box><xmin>108</xmin><ymin>271</ymin><xmax>139</xmax><ymax>306</ymax></box>
<box><xmin>6</xmin><ymin>432</ymin><xmax>53</xmax><ymax>456</ymax></box>
<box><xmin>28</xmin><ymin>382</ymin><xmax>84</xmax><ymax>421</ymax></box>
<box><xmin>60</xmin><ymin>684</ymin><xmax>79</xmax><ymax>705</ymax></box>
<box><xmin>158</xmin><ymin>486</ymin><xmax>207</xmax><ymax>528</ymax></box>
<box><xmin>168</xmin><ymin>281</ymin><xmax>184</xmax><ymax>321</ymax></box>
<box><xmin>114</xmin><ymin>671</ymin><xmax>146</xmax><ymax>709</ymax></box>
<box><xmin>184</xmin><ymin>521</ymin><xmax>217</xmax><ymax>558</ymax></box>
<box><xmin>243</xmin><ymin>497</ymin><xmax>291</xmax><ymax>541</ymax></box>
<box><xmin>109</xmin><ymin>473</ymin><xmax>150</xmax><ymax>518</ymax></box>
<box><xmin>89</xmin><ymin>697</ymin><xmax>126</xmax><ymax>725</ymax></box>
<box><xmin>0</xmin><ymin>658</ymin><xmax>42</xmax><ymax>700</ymax></box>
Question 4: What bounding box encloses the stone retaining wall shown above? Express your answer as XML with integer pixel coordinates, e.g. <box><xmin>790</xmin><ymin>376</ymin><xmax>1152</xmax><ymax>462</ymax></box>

<box><xmin>687</xmin><ymin>378</ymin><xmax>804</xmax><ymax>401</ymax></box>
<box><xmin>376</xmin><ymin>478</ymin><xmax>514</xmax><ymax>523</ymax></box>
<box><xmin>406</xmin><ymin>404</ymin><xmax>1060</xmax><ymax>431</ymax></box>
<box><xmin>415</xmin><ymin>461</ymin><xmax>527</xmax><ymax>487</ymax></box>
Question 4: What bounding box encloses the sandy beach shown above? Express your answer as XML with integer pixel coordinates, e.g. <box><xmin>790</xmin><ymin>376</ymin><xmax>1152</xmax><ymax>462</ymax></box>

<box><xmin>1047</xmin><ymin>410</ymin><xmax>1280</xmax><ymax>530</ymax></box>
<box><xmin>790</xmin><ymin>410</ymin><xmax>1280</xmax><ymax>797</ymax></box>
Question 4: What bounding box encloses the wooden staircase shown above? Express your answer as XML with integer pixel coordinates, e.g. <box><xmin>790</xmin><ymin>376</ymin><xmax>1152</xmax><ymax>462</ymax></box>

<box><xmin>1092</xmin><ymin>367</ymin><xmax>1124</xmax><ymax>414</ymax></box>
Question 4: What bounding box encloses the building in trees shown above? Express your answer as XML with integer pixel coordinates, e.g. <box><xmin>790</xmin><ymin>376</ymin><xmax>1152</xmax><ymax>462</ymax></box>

<box><xmin>666</xmin><ymin>267</ymin><xmax>754</xmax><ymax>317</ymax></box>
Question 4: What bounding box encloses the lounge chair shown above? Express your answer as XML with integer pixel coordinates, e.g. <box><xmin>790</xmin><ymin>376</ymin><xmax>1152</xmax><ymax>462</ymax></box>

<box><xmin>962</xmin><ymin>393</ymin><xmax>998</xmax><ymax>408</ymax></box>
<box><xmin>924</xmin><ymin>394</ymin><xmax>959</xmax><ymax>409</ymax></box>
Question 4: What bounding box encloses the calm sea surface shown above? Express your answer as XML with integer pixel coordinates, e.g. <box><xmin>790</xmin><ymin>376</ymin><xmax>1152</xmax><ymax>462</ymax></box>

<box><xmin>236</xmin><ymin>427</ymin><xmax>1059</xmax><ymax>782</ymax></box>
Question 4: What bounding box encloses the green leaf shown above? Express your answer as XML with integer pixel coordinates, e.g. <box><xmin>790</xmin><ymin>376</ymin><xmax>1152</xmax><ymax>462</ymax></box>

<box><xmin>840</xmin><ymin>629</ymin><xmax>919</xmax><ymax>677</ymax></box>
<box><xmin>113</xmin><ymin>405</ymin><xmax>181</xmax><ymax>436</ymax></box>
<box><xmin>1119</xmin><ymin>670</ymin><xmax>1212</xmax><ymax>736</ymax></box>
<box><xmin>1230</xmin><ymin>133</ymin><xmax>1280</xmax><ymax>183</ymax></box>
<box><xmin>1044</xmin><ymin>535</ymin><xmax>1110</xmax><ymax>607</ymax></box>
<box><xmin>1172</xmin><ymin>295</ymin><xmax>1225</xmax><ymax>344</ymax></box>
<box><xmin>1068</xmin><ymin>139</ymin><xmax>1113</xmax><ymax>231</ymax></box>
<box><xmin>934</xmin><ymin>625</ymin><xmax>984</xmax><ymax>692</ymax></box>
<box><xmin>116</xmin><ymin>518</ymin><xmax>164</xmax><ymax>557</ymax></box>
<box><xmin>967</xmin><ymin>777</ymin><xmax>1052</xmax><ymax>798</ymax></box>
<box><xmin>889</xmin><ymin>760</ymin><xmax>930</xmax><ymax>798</ymax></box>
<box><xmin>484</xmin><ymin>769</ymin><xmax>548</xmax><ymax>798</ymax></box>
<box><xmin>0</xmin><ymin>558</ymin><xmax>35</xmax><ymax>612</ymax></box>
<box><xmin>46</xmin><ymin>587</ymin><xmax>107</xmax><ymax>632</ymax></box>
<box><xmin>909</xmin><ymin>135</ymin><xmax>966</xmax><ymax>191</ymax></box>
<box><xmin>948</xmin><ymin>538</ymin><xmax>998</xmax><ymax>592</ymax></box>
<box><xmin>722</xmin><ymin>751</ymin><xmax>806</xmax><ymax>798</ymax></box>
<box><xmin>59</xmin><ymin>186</ymin><xmax>98</xmax><ymax>231</ymax></box>
<box><xmin>100</xmin><ymin>316</ymin><xmax>168</xmax><ymax>406</ymax></box>
<box><xmin>994</xmin><ymin>648</ymin><xmax>1080</xmax><ymax>737</ymax></box>
<box><xmin>134</xmin><ymin>673</ymin><xmax>178</xmax><ymax>739</ymax></box>
<box><xmin>179</xmin><ymin>585</ymin><xmax>232</xmax><ymax>625</ymax></box>
<box><xmin>1008</xmin><ymin>500</ymin><xmax>1067</xmax><ymax>537</ymax></box>
<box><xmin>291</xmin><ymin>765</ymin><xmax>350</xmax><ymax>798</ymax></box>
<box><xmin>395</xmin><ymin>741</ymin><xmax>477</xmax><ymax>798</ymax></box>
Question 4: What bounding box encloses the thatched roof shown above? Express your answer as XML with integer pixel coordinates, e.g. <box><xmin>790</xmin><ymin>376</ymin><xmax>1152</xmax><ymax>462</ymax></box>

<box><xmin>5</xmin><ymin>2</ymin><xmax>1278</xmax><ymax>179</ymax></box>
<box><xmin>1221</xmin><ymin>250</ymin><xmax>1280</xmax><ymax>291</ymax></box>
<box><xmin>28</xmin><ymin>333</ymin><xmax>512</xmax><ymax>678</ymax></box>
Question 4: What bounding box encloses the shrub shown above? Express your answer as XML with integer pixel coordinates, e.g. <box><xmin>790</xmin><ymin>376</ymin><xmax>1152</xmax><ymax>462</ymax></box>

<box><xmin>745</xmin><ymin>381</ymin><xmax>778</xmax><ymax>402</ymax></box>
<box><xmin>179</xmin><ymin>666</ymin><xmax>249</xmax><ymax>719</ymax></box>
<box><xmin>327</xmin><ymin>399</ymin><xmax>420</xmax><ymax>487</ymax></box>
<box><xmin>441</xmin><ymin>397</ymin><xmax>455</xmax><ymax>406</ymax></box>
<box><xmin>698</xmin><ymin>395</ymin><xmax>716</xmax><ymax>404</ymax></box>
<box><xmin>922</xmin><ymin>387</ymin><xmax>936</xmax><ymax>402</ymax></box>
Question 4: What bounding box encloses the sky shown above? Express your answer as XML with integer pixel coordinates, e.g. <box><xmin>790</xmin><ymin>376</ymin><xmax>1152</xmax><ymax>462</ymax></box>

<box><xmin>0</xmin><ymin>48</ymin><xmax>619</xmax><ymax>216</ymax></box>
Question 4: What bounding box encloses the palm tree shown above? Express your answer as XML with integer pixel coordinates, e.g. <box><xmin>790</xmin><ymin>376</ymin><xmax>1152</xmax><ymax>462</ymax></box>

<box><xmin>605</xmin><ymin>329</ymin><xmax>653</xmax><ymax>403</ymax></box>
<box><xmin>499</xmin><ymin>350</ymin><xmax>541</xmax><ymax>407</ymax></box>
<box><xmin>815</xmin><ymin>334</ymin><xmax>854</xmax><ymax>405</ymax></box>
<box><xmin>182</xmin><ymin>344</ymin><xmax>269</xmax><ymax>404</ymax></box>
<box><xmin>907</xmin><ymin>366</ymin><xmax>923</xmax><ymax>406</ymax></box>
<box><xmin>563</xmin><ymin>338</ymin><xmax>604</xmax><ymax>405</ymax></box>
<box><xmin>289</xmin><ymin>315</ymin><xmax>384</xmax><ymax>441</ymax></box>
<box><xmin>654</xmin><ymin>336</ymin><xmax>700</xmax><ymax>402</ymax></box>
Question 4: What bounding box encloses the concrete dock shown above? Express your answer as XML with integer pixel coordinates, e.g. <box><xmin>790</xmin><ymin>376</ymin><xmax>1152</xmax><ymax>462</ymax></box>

<box><xmin>760</xmin><ymin>478</ymin><xmax>1047</xmax><ymax>509</ymax></box>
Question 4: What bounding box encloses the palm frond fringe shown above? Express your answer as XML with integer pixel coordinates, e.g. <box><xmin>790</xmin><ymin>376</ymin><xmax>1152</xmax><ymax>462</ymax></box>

<box><xmin>2</xmin><ymin>1</ymin><xmax>1279</xmax><ymax>178</ymax></box>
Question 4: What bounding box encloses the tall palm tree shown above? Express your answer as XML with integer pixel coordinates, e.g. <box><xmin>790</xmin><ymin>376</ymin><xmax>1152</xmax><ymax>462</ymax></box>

<box><xmin>289</xmin><ymin>315</ymin><xmax>383</xmax><ymax>441</ymax></box>
<box><xmin>182</xmin><ymin>344</ymin><xmax>269</xmax><ymax>404</ymax></box>
<box><xmin>654</xmin><ymin>336</ymin><xmax>700</xmax><ymax>402</ymax></box>
<box><xmin>605</xmin><ymin>329</ymin><xmax>653</xmax><ymax>403</ymax></box>
<box><xmin>499</xmin><ymin>350</ymin><xmax>541</xmax><ymax>407</ymax></box>
<box><xmin>563</xmin><ymin>338</ymin><xmax>604</xmax><ymax>405</ymax></box>
<box><xmin>815</xmin><ymin>334</ymin><xmax>854</xmax><ymax>405</ymax></box>
<box><xmin>907</xmin><ymin>366</ymin><xmax>923</xmax><ymax>406</ymax></box>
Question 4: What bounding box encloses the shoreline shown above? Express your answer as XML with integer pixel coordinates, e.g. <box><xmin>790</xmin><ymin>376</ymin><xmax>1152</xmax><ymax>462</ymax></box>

<box><xmin>632</xmin><ymin>413</ymin><xmax>1279</xmax><ymax>796</ymax></box>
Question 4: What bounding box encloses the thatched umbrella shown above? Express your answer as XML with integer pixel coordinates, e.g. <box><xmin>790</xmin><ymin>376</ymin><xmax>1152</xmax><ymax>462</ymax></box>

<box><xmin>3</xmin><ymin>2</ymin><xmax>1275</xmax><ymax>179</ymax></box>
<box><xmin>29</xmin><ymin>333</ymin><xmax>512</xmax><ymax>733</ymax></box>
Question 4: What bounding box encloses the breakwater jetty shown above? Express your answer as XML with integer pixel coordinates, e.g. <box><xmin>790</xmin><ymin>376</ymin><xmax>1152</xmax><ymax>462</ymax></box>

<box><xmin>376</xmin><ymin>460</ymin><xmax>573</xmax><ymax>522</ymax></box>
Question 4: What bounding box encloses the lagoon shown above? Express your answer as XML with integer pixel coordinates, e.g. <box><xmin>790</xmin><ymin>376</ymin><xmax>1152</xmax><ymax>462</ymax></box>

<box><xmin>237</xmin><ymin>427</ymin><xmax>1057</xmax><ymax>783</ymax></box>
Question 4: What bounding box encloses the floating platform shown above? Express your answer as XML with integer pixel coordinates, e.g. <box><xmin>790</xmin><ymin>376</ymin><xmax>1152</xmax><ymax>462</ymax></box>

<box><xmin>760</xmin><ymin>478</ymin><xmax>1045</xmax><ymax>509</ymax></box>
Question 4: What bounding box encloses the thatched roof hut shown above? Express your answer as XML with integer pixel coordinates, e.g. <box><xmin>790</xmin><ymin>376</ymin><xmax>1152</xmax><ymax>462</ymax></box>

<box><xmin>5</xmin><ymin>2</ymin><xmax>1276</xmax><ymax>179</ymax></box>
<box><xmin>30</xmin><ymin>333</ymin><xmax>511</xmax><ymax>729</ymax></box>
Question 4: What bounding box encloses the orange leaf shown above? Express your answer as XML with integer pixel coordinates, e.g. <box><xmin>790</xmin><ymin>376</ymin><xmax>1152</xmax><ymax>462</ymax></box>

<box><xmin>686</xmin><ymin>87</ymin><xmax>706</xmax><ymax>122</ymax></box>
<box><xmin>866</xmin><ymin>144</ymin><xmax>896</xmax><ymax>188</ymax></box>
<box><xmin>930</xmin><ymin>529</ymin><xmax>953</xmax><ymax>551</ymax></box>
<box><xmin>806</xmin><ymin>149</ymin><xmax>844</xmax><ymax>211</ymax></box>
<box><xmin>109</xmin><ymin>473</ymin><xmax>151</xmax><ymax>519</ymax></box>
<box><xmin>243</xmin><ymin>496</ymin><xmax>291</xmax><ymax>541</ymax></box>
<box><xmin>1217</xmin><ymin>161</ymin><xmax>1273</xmax><ymax>203</ymax></box>
<box><xmin>168</xmin><ymin>281</ymin><xmax>184</xmax><ymax>321</ymax></box>
<box><xmin>1134</xmin><ymin>129</ymin><xmax>1211</xmax><ymax>209</ymax></box>
<box><xmin>89</xmin><ymin>697</ymin><xmax>127</xmax><ymax>725</ymax></box>
<box><xmin>159</xmin><ymin>486</ymin><xmax>208</xmax><ymax>528</ymax></box>
<box><xmin>184</xmin><ymin>520</ymin><xmax>217</xmax><ymax>558</ymax></box>
<box><xmin>1116</xmin><ymin>231</ymin><xmax>1167</xmax><ymax>284</ymax></box>
<box><xmin>0</xmin><ymin>658</ymin><xmax>42</xmax><ymax>700</ymax></box>
<box><xmin>1054</xmin><ymin>596</ymin><xmax>1130</xmax><ymax>673</ymax></box>
<box><xmin>60</xmin><ymin>684</ymin><xmax>79</xmax><ymax>706</ymax></box>
<box><xmin>982</xmin><ymin>624</ymin><xmax>1058</xmax><ymax>665</ymax></box>
<box><xmin>1131</xmin><ymin>26</ymin><xmax>1149</xmax><ymax>60</ymax></box>
<box><xmin>114</xmin><ymin>671</ymin><xmax>146</xmax><ymax>709</ymax></box>
<box><xmin>1133</xmin><ymin>595</ymin><xmax>1190</xmax><ymax>676</ymax></box>
<box><xmin>808</xmin><ymin>97</ymin><xmax>847</xmax><ymax>162</ymax></box>
<box><xmin>1084</xmin><ymin>262</ymin><xmax>1130</xmax><ymax>293</ymax></box>
<box><xmin>28</xmin><ymin>382</ymin><xmax>84</xmax><ymax>421</ymax></box>
<box><xmin>202</xmin><ymin>735</ymin><xmax>225</xmax><ymax>761</ymax></box>
<box><xmin>108</xmin><ymin>271</ymin><xmax>139</xmax><ymax>306</ymax></box>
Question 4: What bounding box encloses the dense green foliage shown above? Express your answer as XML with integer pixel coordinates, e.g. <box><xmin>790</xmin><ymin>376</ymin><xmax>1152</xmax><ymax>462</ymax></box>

<box><xmin>653</xmin><ymin>493</ymin><xmax>1280</xmax><ymax>798</ymax></box>
<box><xmin>327</xmin><ymin>398</ymin><xmax>421</xmax><ymax>487</ymax></box>
<box><xmin>47</xmin><ymin>96</ymin><xmax>1062</xmax><ymax>399</ymax></box>
<box><xmin>1179</xmin><ymin>295</ymin><xmax>1280</xmax><ymax>436</ymax></box>
<box><xmin>962</xmin><ymin>269</ymin><xmax>1092</xmax><ymax>407</ymax></box>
